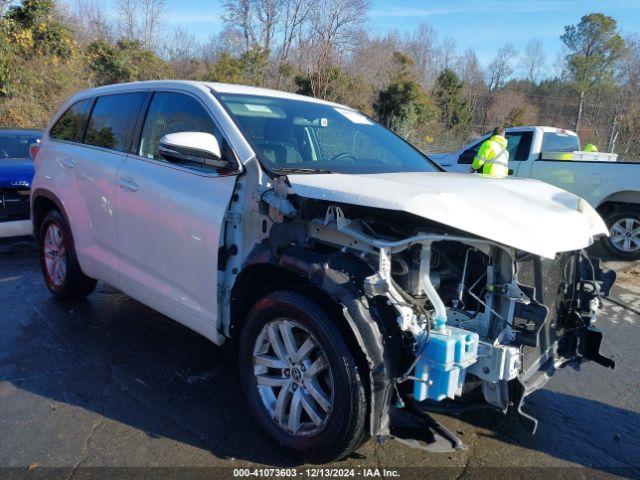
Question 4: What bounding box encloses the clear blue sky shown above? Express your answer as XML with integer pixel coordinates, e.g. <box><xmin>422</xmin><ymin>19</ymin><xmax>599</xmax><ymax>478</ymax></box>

<box><xmin>146</xmin><ymin>0</ymin><xmax>640</xmax><ymax>67</ymax></box>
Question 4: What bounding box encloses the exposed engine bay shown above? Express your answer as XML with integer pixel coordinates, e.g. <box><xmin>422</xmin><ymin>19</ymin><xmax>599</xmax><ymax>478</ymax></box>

<box><xmin>302</xmin><ymin>201</ymin><xmax>615</xmax><ymax>425</ymax></box>
<box><xmin>225</xmin><ymin>173</ymin><xmax>617</xmax><ymax>450</ymax></box>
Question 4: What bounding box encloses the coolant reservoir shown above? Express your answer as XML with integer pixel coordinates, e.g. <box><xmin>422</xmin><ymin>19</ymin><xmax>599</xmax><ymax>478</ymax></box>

<box><xmin>413</xmin><ymin>326</ymin><xmax>479</xmax><ymax>402</ymax></box>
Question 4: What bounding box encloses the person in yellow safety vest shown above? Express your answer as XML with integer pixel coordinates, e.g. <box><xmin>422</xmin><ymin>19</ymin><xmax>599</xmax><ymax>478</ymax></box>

<box><xmin>470</xmin><ymin>127</ymin><xmax>509</xmax><ymax>177</ymax></box>
<box><xmin>584</xmin><ymin>143</ymin><xmax>598</xmax><ymax>152</ymax></box>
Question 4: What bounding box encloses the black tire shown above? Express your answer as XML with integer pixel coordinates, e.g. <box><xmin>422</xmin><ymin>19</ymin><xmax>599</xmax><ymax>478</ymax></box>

<box><xmin>238</xmin><ymin>291</ymin><xmax>367</xmax><ymax>463</ymax></box>
<box><xmin>39</xmin><ymin>209</ymin><xmax>97</xmax><ymax>300</ymax></box>
<box><xmin>601</xmin><ymin>207</ymin><xmax>640</xmax><ymax>261</ymax></box>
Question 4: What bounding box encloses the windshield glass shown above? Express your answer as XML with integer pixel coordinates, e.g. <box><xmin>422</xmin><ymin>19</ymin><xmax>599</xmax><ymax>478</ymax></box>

<box><xmin>217</xmin><ymin>93</ymin><xmax>438</xmax><ymax>174</ymax></box>
<box><xmin>0</xmin><ymin>133</ymin><xmax>40</xmax><ymax>159</ymax></box>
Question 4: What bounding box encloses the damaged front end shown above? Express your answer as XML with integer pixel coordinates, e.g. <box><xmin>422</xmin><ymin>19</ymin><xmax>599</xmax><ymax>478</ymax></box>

<box><xmin>299</xmin><ymin>202</ymin><xmax>616</xmax><ymax>448</ymax></box>
<box><xmin>251</xmin><ymin>175</ymin><xmax>616</xmax><ymax>452</ymax></box>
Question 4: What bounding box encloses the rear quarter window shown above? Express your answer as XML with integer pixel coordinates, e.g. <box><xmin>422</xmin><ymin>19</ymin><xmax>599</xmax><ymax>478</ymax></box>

<box><xmin>541</xmin><ymin>132</ymin><xmax>579</xmax><ymax>153</ymax></box>
<box><xmin>50</xmin><ymin>99</ymin><xmax>93</xmax><ymax>142</ymax></box>
<box><xmin>84</xmin><ymin>93</ymin><xmax>146</xmax><ymax>152</ymax></box>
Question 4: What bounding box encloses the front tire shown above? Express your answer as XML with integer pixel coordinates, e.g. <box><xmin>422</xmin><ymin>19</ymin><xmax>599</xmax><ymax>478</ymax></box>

<box><xmin>39</xmin><ymin>210</ymin><xmax>97</xmax><ymax>300</ymax></box>
<box><xmin>601</xmin><ymin>207</ymin><xmax>640</xmax><ymax>261</ymax></box>
<box><xmin>238</xmin><ymin>291</ymin><xmax>367</xmax><ymax>462</ymax></box>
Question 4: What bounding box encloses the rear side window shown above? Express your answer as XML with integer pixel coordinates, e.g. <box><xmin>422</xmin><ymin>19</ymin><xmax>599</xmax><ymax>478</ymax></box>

<box><xmin>84</xmin><ymin>93</ymin><xmax>146</xmax><ymax>152</ymax></box>
<box><xmin>138</xmin><ymin>92</ymin><xmax>218</xmax><ymax>160</ymax></box>
<box><xmin>50</xmin><ymin>99</ymin><xmax>92</xmax><ymax>142</ymax></box>
<box><xmin>541</xmin><ymin>132</ymin><xmax>579</xmax><ymax>153</ymax></box>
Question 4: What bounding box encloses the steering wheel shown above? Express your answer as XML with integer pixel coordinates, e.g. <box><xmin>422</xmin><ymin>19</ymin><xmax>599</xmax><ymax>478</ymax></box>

<box><xmin>328</xmin><ymin>152</ymin><xmax>356</xmax><ymax>163</ymax></box>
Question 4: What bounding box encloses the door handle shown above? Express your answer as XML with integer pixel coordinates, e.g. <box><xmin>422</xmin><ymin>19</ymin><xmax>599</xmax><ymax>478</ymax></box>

<box><xmin>118</xmin><ymin>176</ymin><xmax>139</xmax><ymax>192</ymax></box>
<box><xmin>59</xmin><ymin>157</ymin><xmax>77</xmax><ymax>168</ymax></box>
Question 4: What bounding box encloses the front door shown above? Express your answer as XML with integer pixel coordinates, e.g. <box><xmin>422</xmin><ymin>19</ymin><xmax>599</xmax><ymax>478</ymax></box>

<box><xmin>115</xmin><ymin>91</ymin><xmax>238</xmax><ymax>342</ymax></box>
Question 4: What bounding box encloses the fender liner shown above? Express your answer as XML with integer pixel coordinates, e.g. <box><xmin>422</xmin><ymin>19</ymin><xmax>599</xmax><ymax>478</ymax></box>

<box><xmin>238</xmin><ymin>244</ymin><xmax>400</xmax><ymax>439</ymax></box>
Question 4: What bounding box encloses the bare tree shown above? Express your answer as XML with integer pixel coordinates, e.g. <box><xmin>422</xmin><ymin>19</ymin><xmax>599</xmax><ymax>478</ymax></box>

<box><xmin>403</xmin><ymin>23</ymin><xmax>438</xmax><ymax>87</ymax></box>
<box><xmin>520</xmin><ymin>38</ymin><xmax>546</xmax><ymax>83</ymax></box>
<box><xmin>140</xmin><ymin>0</ymin><xmax>166</xmax><ymax>50</ymax></box>
<box><xmin>222</xmin><ymin>0</ymin><xmax>256</xmax><ymax>53</ymax></box>
<box><xmin>456</xmin><ymin>48</ymin><xmax>487</xmax><ymax>123</ymax></box>
<box><xmin>437</xmin><ymin>36</ymin><xmax>457</xmax><ymax>72</ymax></box>
<box><xmin>67</xmin><ymin>0</ymin><xmax>113</xmax><ymax>44</ymax></box>
<box><xmin>161</xmin><ymin>26</ymin><xmax>198</xmax><ymax>63</ymax></box>
<box><xmin>487</xmin><ymin>43</ymin><xmax>517</xmax><ymax>91</ymax></box>
<box><xmin>278</xmin><ymin>0</ymin><xmax>312</xmax><ymax>62</ymax></box>
<box><xmin>116</xmin><ymin>0</ymin><xmax>139</xmax><ymax>41</ymax></box>
<box><xmin>254</xmin><ymin>0</ymin><xmax>278</xmax><ymax>51</ymax></box>
<box><xmin>304</xmin><ymin>0</ymin><xmax>370</xmax><ymax>98</ymax></box>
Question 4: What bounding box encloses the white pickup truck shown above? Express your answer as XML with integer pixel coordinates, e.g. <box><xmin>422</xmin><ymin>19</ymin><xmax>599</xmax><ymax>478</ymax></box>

<box><xmin>431</xmin><ymin>126</ymin><xmax>640</xmax><ymax>260</ymax></box>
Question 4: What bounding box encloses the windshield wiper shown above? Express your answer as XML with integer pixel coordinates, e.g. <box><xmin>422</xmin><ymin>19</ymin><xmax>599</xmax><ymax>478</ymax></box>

<box><xmin>271</xmin><ymin>167</ymin><xmax>333</xmax><ymax>174</ymax></box>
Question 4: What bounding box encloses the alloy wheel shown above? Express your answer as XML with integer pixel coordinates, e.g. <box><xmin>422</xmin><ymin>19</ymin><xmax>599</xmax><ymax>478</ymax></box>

<box><xmin>43</xmin><ymin>223</ymin><xmax>67</xmax><ymax>287</ymax></box>
<box><xmin>252</xmin><ymin>318</ymin><xmax>334</xmax><ymax>436</ymax></box>
<box><xmin>610</xmin><ymin>217</ymin><xmax>640</xmax><ymax>253</ymax></box>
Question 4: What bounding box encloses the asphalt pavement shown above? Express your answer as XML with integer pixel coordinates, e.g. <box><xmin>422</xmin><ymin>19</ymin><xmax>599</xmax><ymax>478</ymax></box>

<box><xmin>0</xmin><ymin>240</ymin><xmax>638</xmax><ymax>479</ymax></box>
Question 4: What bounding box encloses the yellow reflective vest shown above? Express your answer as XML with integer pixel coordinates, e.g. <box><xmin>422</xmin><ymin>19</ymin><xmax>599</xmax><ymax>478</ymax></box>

<box><xmin>584</xmin><ymin>143</ymin><xmax>598</xmax><ymax>152</ymax></box>
<box><xmin>471</xmin><ymin>135</ymin><xmax>509</xmax><ymax>177</ymax></box>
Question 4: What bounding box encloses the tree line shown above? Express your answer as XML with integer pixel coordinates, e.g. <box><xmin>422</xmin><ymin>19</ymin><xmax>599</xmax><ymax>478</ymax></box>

<box><xmin>1</xmin><ymin>0</ymin><xmax>639</xmax><ymax>160</ymax></box>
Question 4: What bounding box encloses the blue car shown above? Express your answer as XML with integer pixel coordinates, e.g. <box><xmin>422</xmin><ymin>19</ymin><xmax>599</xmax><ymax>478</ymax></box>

<box><xmin>0</xmin><ymin>129</ymin><xmax>42</xmax><ymax>236</ymax></box>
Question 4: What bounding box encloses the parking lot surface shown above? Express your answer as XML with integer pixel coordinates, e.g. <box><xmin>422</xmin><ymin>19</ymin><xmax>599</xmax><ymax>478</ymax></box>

<box><xmin>0</xmin><ymin>242</ymin><xmax>639</xmax><ymax>479</ymax></box>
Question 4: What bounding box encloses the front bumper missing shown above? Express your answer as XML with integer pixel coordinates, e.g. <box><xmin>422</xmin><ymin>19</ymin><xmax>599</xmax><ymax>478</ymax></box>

<box><xmin>510</xmin><ymin>252</ymin><xmax>616</xmax><ymax>433</ymax></box>
<box><xmin>397</xmin><ymin>251</ymin><xmax>616</xmax><ymax>445</ymax></box>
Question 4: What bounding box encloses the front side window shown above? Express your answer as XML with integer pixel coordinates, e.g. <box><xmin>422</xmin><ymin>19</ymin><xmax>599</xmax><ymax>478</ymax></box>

<box><xmin>217</xmin><ymin>94</ymin><xmax>439</xmax><ymax>174</ymax></box>
<box><xmin>541</xmin><ymin>132</ymin><xmax>579</xmax><ymax>153</ymax></box>
<box><xmin>138</xmin><ymin>92</ymin><xmax>218</xmax><ymax>160</ymax></box>
<box><xmin>458</xmin><ymin>131</ymin><xmax>533</xmax><ymax>164</ymax></box>
<box><xmin>84</xmin><ymin>93</ymin><xmax>146</xmax><ymax>152</ymax></box>
<box><xmin>506</xmin><ymin>132</ymin><xmax>533</xmax><ymax>161</ymax></box>
<box><xmin>50</xmin><ymin>99</ymin><xmax>92</xmax><ymax>142</ymax></box>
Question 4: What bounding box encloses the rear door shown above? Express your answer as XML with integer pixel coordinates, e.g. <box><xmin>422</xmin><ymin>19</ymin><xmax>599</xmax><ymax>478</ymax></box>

<box><xmin>115</xmin><ymin>90</ymin><xmax>238</xmax><ymax>341</ymax></box>
<box><xmin>73</xmin><ymin>92</ymin><xmax>147</xmax><ymax>284</ymax></box>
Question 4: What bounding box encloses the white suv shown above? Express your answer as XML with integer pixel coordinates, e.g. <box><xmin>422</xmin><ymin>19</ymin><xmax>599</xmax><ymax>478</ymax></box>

<box><xmin>31</xmin><ymin>81</ymin><xmax>616</xmax><ymax>461</ymax></box>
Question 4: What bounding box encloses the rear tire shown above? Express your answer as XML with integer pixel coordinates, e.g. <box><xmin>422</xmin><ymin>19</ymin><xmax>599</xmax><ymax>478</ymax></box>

<box><xmin>601</xmin><ymin>207</ymin><xmax>640</xmax><ymax>261</ymax></box>
<box><xmin>39</xmin><ymin>210</ymin><xmax>97</xmax><ymax>301</ymax></box>
<box><xmin>238</xmin><ymin>290</ymin><xmax>367</xmax><ymax>462</ymax></box>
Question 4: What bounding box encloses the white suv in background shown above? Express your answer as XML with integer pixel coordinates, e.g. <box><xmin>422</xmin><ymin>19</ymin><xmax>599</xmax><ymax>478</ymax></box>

<box><xmin>31</xmin><ymin>81</ymin><xmax>615</xmax><ymax>461</ymax></box>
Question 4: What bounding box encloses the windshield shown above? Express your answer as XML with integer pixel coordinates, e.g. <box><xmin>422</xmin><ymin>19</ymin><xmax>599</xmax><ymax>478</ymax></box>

<box><xmin>0</xmin><ymin>133</ymin><xmax>40</xmax><ymax>159</ymax></box>
<box><xmin>217</xmin><ymin>93</ymin><xmax>439</xmax><ymax>174</ymax></box>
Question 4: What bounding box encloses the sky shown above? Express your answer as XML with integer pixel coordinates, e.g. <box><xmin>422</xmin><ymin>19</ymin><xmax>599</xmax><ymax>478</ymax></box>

<box><xmin>112</xmin><ymin>0</ymin><xmax>640</xmax><ymax>68</ymax></box>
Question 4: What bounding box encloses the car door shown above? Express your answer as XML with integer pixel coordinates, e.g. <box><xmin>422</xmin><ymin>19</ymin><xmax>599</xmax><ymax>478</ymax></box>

<box><xmin>115</xmin><ymin>90</ymin><xmax>238</xmax><ymax>341</ymax></box>
<box><xmin>72</xmin><ymin>92</ymin><xmax>147</xmax><ymax>285</ymax></box>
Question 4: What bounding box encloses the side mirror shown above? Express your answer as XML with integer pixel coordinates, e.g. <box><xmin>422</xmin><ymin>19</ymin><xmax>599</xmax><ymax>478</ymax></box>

<box><xmin>158</xmin><ymin>132</ymin><xmax>228</xmax><ymax>169</ymax></box>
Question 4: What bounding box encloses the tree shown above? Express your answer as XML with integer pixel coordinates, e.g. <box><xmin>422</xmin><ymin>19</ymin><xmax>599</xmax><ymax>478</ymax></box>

<box><xmin>221</xmin><ymin>0</ymin><xmax>255</xmax><ymax>53</ymax></box>
<box><xmin>434</xmin><ymin>68</ymin><xmax>470</xmax><ymax>130</ymax></box>
<box><xmin>86</xmin><ymin>38</ymin><xmax>171</xmax><ymax>85</ymax></box>
<box><xmin>520</xmin><ymin>38</ymin><xmax>546</xmax><ymax>83</ymax></box>
<box><xmin>373</xmin><ymin>52</ymin><xmax>436</xmax><ymax>138</ymax></box>
<box><xmin>115</xmin><ymin>0</ymin><xmax>166</xmax><ymax>50</ymax></box>
<box><xmin>487</xmin><ymin>43</ymin><xmax>517</xmax><ymax>91</ymax></box>
<box><xmin>561</xmin><ymin>13</ymin><xmax>624</xmax><ymax>130</ymax></box>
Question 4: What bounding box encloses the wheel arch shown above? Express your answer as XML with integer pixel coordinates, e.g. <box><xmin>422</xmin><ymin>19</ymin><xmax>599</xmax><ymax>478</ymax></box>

<box><xmin>597</xmin><ymin>191</ymin><xmax>640</xmax><ymax>215</ymax></box>
<box><xmin>31</xmin><ymin>189</ymin><xmax>70</xmax><ymax>241</ymax></box>
<box><xmin>230</xmin><ymin>245</ymin><xmax>401</xmax><ymax>439</ymax></box>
